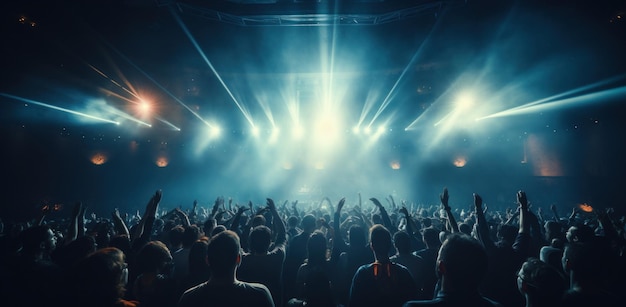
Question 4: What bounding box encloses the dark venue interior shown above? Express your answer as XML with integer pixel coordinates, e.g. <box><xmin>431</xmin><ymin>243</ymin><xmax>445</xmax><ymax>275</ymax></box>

<box><xmin>2</xmin><ymin>0</ymin><xmax>625</xmax><ymax>220</ymax></box>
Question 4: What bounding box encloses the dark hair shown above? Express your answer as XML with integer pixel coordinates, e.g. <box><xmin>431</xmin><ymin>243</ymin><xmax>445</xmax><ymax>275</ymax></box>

<box><xmin>287</xmin><ymin>216</ymin><xmax>300</xmax><ymax>228</ymax></box>
<box><xmin>135</xmin><ymin>241</ymin><xmax>173</xmax><ymax>275</ymax></box>
<box><xmin>438</xmin><ymin>233</ymin><xmax>488</xmax><ymax>286</ymax></box>
<box><xmin>348</xmin><ymin>225</ymin><xmax>366</xmax><ymax>247</ymax></box>
<box><xmin>301</xmin><ymin>214</ymin><xmax>317</xmax><ymax>232</ymax></box>
<box><xmin>393</xmin><ymin>231</ymin><xmax>412</xmax><ymax>254</ymax></box>
<box><xmin>563</xmin><ymin>239</ymin><xmax>611</xmax><ymax>281</ymax></box>
<box><xmin>182</xmin><ymin>225</ymin><xmax>201</xmax><ymax>247</ymax></box>
<box><xmin>249</xmin><ymin>225</ymin><xmax>272</xmax><ymax>254</ymax></box>
<box><xmin>73</xmin><ymin>247</ymin><xmax>127</xmax><ymax>306</ymax></box>
<box><xmin>189</xmin><ymin>239</ymin><xmax>210</xmax><ymax>276</ymax></box>
<box><xmin>306</xmin><ymin>231</ymin><xmax>328</xmax><ymax>265</ymax></box>
<box><xmin>168</xmin><ymin>225</ymin><xmax>185</xmax><ymax>247</ymax></box>
<box><xmin>211</xmin><ymin>225</ymin><xmax>227</xmax><ymax>237</ymax></box>
<box><xmin>207</xmin><ymin>230</ymin><xmax>240</xmax><ymax>276</ymax></box>
<box><xmin>518</xmin><ymin>257</ymin><xmax>566</xmax><ymax>303</ymax></box>
<box><xmin>369</xmin><ymin>224</ymin><xmax>392</xmax><ymax>255</ymax></box>
<box><xmin>422</xmin><ymin>226</ymin><xmax>440</xmax><ymax>248</ymax></box>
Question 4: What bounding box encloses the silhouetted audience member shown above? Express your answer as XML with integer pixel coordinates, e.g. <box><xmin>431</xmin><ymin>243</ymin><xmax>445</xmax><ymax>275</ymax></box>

<box><xmin>237</xmin><ymin>198</ymin><xmax>287</xmax><ymax>307</ymax></box>
<box><xmin>177</xmin><ymin>230</ymin><xmax>274</xmax><ymax>307</ymax></box>
<box><xmin>348</xmin><ymin>224</ymin><xmax>419</xmax><ymax>307</ymax></box>
<box><xmin>560</xmin><ymin>240</ymin><xmax>621</xmax><ymax>307</ymax></box>
<box><xmin>413</xmin><ymin>226</ymin><xmax>441</xmax><ymax>299</ymax></box>
<box><xmin>6</xmin><ymin>224</ymin><xmax>66</xmax><ymax>307</ymax></box>
<box><xmin>403</xmin><ymin>233</ymin><xmax>503</xmax><ymax>307</ymax></box>
<box><xmin>132</xmin><ymin>240</ymin><xmax>179</xmax><ymax>307</ymax></box>
<box><xmin>70</xmin><ymin>247</ymin><xmax>138</xmax><ymax>307</ymax></box>
<box><xmin>180</xmin><ymin>238</ymin><xmax>211</xmax><ymax>292</ymax></box>
<box><xmin>516</xmin><ymin>257</ymin><xmax>566</xmax><ymax>307</ymax></box>
<box><xmin>333</xmin><ymin>202</ymin><xmax>375</xmax><ymax>306</ymax></box>
<box><xmin>293</xmin><ymin>230</ymin><xmax>336</xmax><ymax>300</ymax></box>
<box><xmin>284</xmin><ymin>214</ymin><xmax>318</xmax><ymax>304</ymax></box>
<box><xmin>391</xmin><ymin>230</ymin><xmax>427</xmax><ymax>299</ymax></box>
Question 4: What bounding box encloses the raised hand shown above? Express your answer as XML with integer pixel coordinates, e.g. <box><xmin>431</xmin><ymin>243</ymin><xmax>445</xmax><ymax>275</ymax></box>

<box><xmin>440</xmin><ymin>187</ymin><xmax>450</xmax><ymax>210</ymax></box>
<box><xmin>517</xmin><ymin>190</ymin><xmax>528</xmax><ymax>211</ymax></box>
<box><xmin>399</xmin><ymin>206</ymin><xmax>409</xmax><ymax>217</ymax></box>
<box><xmin>370</xmin><ymin>197</ymin><xmax>383</xmax><ymax>208</ymax></box>
<box><xmin>473</xmin><ymin>193</ymin><xmax>483</xmax><ymax>210</ymax></box>
<box><xmin>266</xmin><ymin>198</ymin><xmax>276</xmax><ymax>211</ymax></box>
<box><xmin>337</xmin><ymin>197</ymin><xmax>345</xmax><ymax>213</ymax></box>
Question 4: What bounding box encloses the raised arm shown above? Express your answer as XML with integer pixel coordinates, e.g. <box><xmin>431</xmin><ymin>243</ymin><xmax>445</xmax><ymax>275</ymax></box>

<box><xmin>267</xmin><ymin>198</ymin><xmax>286</xmax><ymax>248</ymax></box>
<box><xmin>65</xmin><ymin>202</ymin><xmax>83</xmax><ymax>245</ymax></box>
<box><xmin>111</xmin><ymin>207</ymin><xmax>130</xmax><ymax>238</ymax></box>
<box><xmin>441</xmin><ymin>188</ymin><xmax>459</xmax><ymax>233</ymax></box>
<box><xmin>370</xmin><ymin>197</ymin><xmax>395</xmax><ymax>233</ymax></box>
<box><xmin>474</xmin><ymin>193</ymin><xmax>495</xmax><ymax>250</ymax></box>
<box><xmin>229</xmin><ymin>205</ymin><xmax>250</xmax><ymax>232</ymax></box>
<box><xmin>332</xmin><ymin>198</ymin><xmax>348</xmax><ymax>257</ymax></box>
<box><xmin>131</xmin><ymin>190</ymin><xmax>162</xmax><ymax>249</ymax></box>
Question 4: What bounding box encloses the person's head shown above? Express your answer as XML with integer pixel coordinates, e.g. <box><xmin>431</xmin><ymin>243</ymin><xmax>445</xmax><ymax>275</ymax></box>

<box><xmin>517</xmin><ymin>258</ymin><xmax>566</xmax><ymax>305</ymax></box>
<box><xmin>372</xmin><ymin>213</ymin><xmax>383</xmax><ymax>225</ymax></box>
<box><xmin>135</xmin><ymin>240</ymin><xmax>173</xmax><ymax>276</ymax></box>
<box><xmin>211</xmin><ymin>225</ymin><xmax>227</xmax><ymax>237</ymax></box>
<box><xmin>206</xmin><ymin>230</ymin><xmax>241</xmax><ymax>277</ymax></box>
<box><xmin>182</xmin><ymin>225</ymin><xmax>201</xmax><ymax>248</ymax></box>
<box><xmin>561</xmin><ymin>240</ymin><xmax>611</xmax><ymax>284</ymax></box>
<box><xmin>249</xmin><ymin>225</ymin><xmax>272</xmax><ymax>254</ymax></box>
<box><xmin>422</xmin><ymin>226</ymin><xmax>440</xmax><ymax>249</ymax></box>
<box><xmin>252</xmin><ymin>214</ymin><xmax>267</xmax><ymax>228</ymax></box>
<box><xmin>306</xmin><ymin>230</ymin><xmax>328</xmax><ymax>265</ymax></box>
<box><xmin>565</xmin><ymin>224</ymin><xmax>594</xmax><ymax>243</ymax></box>
<box><xmin>369</xmin><ymin>224</ymin><xmax>392</xmax><ymax>258</ymax></box>
<box><xmin>287</xmin><ymin>216</ymin><xmax>300</xmax><ymax>229</ymax></box>
<box><xmin>497</xmin><ymin>224</ymin><xmax>518</xmax><ymax>243</ymax></box>
<box><xmin>19</xmin><ymin>225</ymin><xmax>57</xmax><ymax>256</ymax></box>
<box><xmin>168</xmin><ymin>225</ymin><xmax>185</xmax><ymax>248</ymax></box>
<box><xmin>301</xmin><ymin>214</ymin><xmax>317</xmax><ymax>233</ymax></box>
<box><xmin>203</xmin><ymin>218</ymin><xmax>217</xmax><ymax>237</ymax></box>
<box><xmin>393</xmin><ymin>231</ymin><xmax>412</xmax><ymax>254</ymax></box>
<box><xmin>437</xmin><ymin>233</ymin><xmax>488</xmax><ymax>290</ymax></box>
<box><xmin>73</xmin><ymin>247</ymin><xmax>128</xmax><ymax>305</ymax></box>
<box><xmin>189</xmin><ymin>239</ymin><xmax>210</xmax><ymax>275</ymax></box>
<box><xmin>348</xmin><ymin>224</ymin><xmax>366</xmax><ymax>247</ymax></box>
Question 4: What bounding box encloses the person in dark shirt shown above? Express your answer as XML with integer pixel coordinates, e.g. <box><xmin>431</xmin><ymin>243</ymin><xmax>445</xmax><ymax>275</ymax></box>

<box><xmin>178</xmin><ymin>230</ymin><xmax>274</xmax><ymax>307</ymax></box>
<box><xmin>348</xmin><ymin>224</ymin><xmax>419</xmax><ymax>307</ymax></box>
<box><xmin>403</xmin><ymin>233</ymin><xmax>503</xmax><ymax>307</ymax></box>
<box><xmin>236</xmin><ymin>198</ymin><xmax>287</xmax><ymax>307</ymax></box>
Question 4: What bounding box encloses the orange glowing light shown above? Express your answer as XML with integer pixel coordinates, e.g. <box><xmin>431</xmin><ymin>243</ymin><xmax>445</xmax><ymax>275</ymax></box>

<box><xmin>156</xmin><ymin>157</ymin><xmax>169</xmax><ymax>167</ymax></box>
<box><xmin>579</xmin><ymin>203</ymin><xmax>593</xmax><ymax>213</ymax></box>
<box><xmin>90</xmin><ymin>153</ymin><xmax>108</xmax><ymax>165</ymax></box>
<box><xmin>390</xmin><ymin>160</ymin><xmax>401</xmax><ymax>170</ymax></box>
<box><xmin>453</xmin><ymin>156</ymin><xmax>467</xmax><ymax>167</ymax></box>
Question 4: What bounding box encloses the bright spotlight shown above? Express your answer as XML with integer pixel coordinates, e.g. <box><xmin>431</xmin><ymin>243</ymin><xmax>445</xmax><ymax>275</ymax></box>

<box><xmin>364</xmin><ymin>126</ymin><xmax>372</xmax><ymax>135</ymax></box>
<box><xmin>138</xmin><ymin>100</ymin><xmax>151</xmax><ymax>114</ymax></box>
<box><xmin>251</xmin><ymin>126</ymin><xmax>260</xmax><ymax>137</ymax></box>
<box><xmin>456</xmin><ymin>92</ymin><xmax>475</xmax><ymax>111</ymax></box>
<box><xmin>352</xmin><ymin>126</ymin><xmax>360</xmax><ymax>134</ymax></box>
<box><xmin>377</xmin><ymin>126</ymin><xmax>386</xmax><ymax>134</ymax></box>
<box><xmin>292</xmin><ymin>125</ymin><xmax>304</xmax><ymax>139</ymax></box>
<box><xmin>209</xmin><ymin>126</ymin><xmax>221</xmax><ymax>139</ymax></box>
